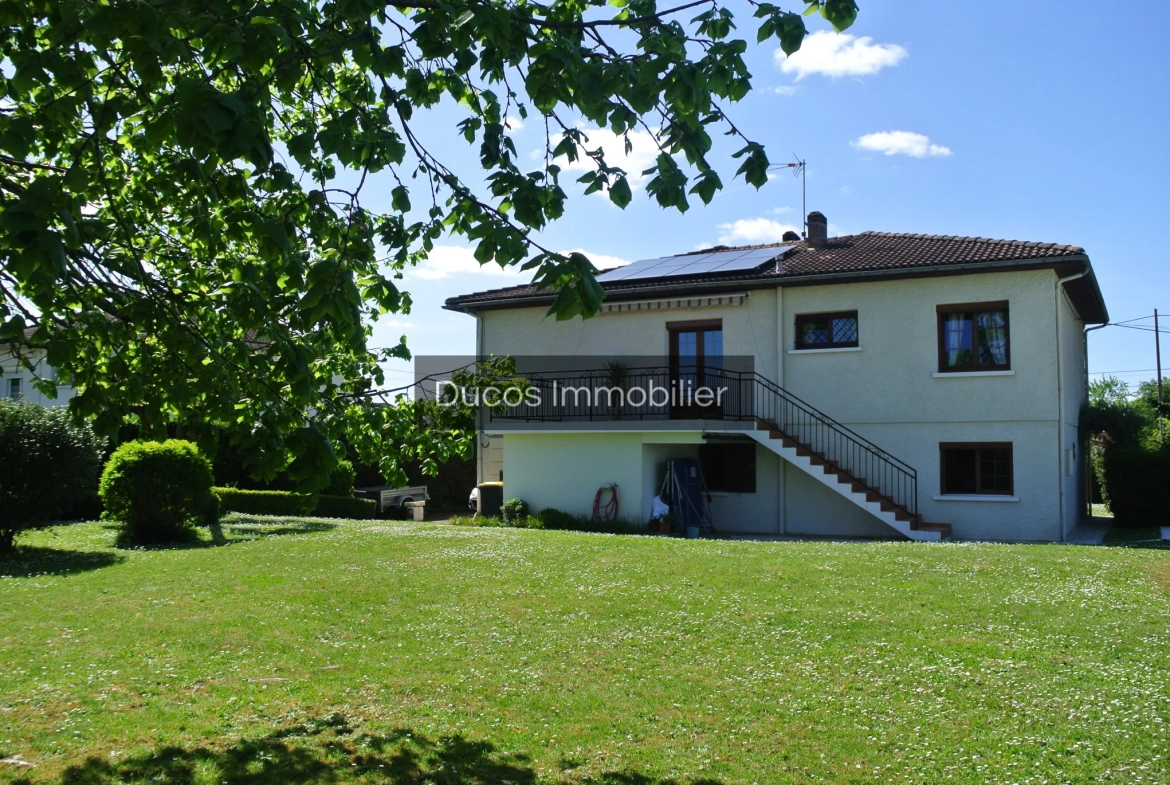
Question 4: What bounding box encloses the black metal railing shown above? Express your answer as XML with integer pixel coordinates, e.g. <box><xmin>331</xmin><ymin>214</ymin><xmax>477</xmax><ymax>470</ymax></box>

<box><xmin>488</xmin><ymin>365</ymin><xmax>918</xmax><ymax>519</ymax></box>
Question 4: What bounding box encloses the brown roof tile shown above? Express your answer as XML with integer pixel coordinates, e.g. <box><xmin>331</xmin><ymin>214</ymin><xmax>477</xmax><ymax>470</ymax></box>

<box><xmin>444</xmin><ymin>231</ymin><xmax>1105</xmax><ymax>321</ymax></box>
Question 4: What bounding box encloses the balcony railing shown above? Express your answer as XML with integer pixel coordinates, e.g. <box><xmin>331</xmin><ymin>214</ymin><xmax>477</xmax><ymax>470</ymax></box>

<box><xmin>487</xmin><ymin>365</ymin><xmax>919</xmax><ymax>520</ymax></box>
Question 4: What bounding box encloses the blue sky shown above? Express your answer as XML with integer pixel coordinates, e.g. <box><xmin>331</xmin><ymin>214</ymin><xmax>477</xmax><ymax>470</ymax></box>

<box><xmin>371</xmin><ymin>0</ymin><xmax>1170</xmax><ymax>390</ymax></box>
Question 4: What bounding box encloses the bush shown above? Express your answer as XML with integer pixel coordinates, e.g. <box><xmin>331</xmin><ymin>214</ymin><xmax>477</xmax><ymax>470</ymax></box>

<box><xmin>450</xmin><ymin>514</ymin><xmax>544</xmax><ymax>529</ymax></box>
<box><xmin>450</xmin><ymin>508</ymin><xmax>641</xmax><ymax>534</ymax></box>
<box><xmin>1099</xmin><ymin>444</ymin><xmax>1170</xmax><ymax>527</ymax></box>
<box><xmin>0</xmin><ymin>399</ymin><xmax>104</xmax><ymax>550</ymax></box>
<box><xmin>536</xmin><ymin>508</ymin><xmax>641</xmax><ymax>534</ymax></box>
<box><xmin>501</xmin><ymin>497</ymin><xmax>529</xmax><ymax>523</ymax></box>
<box><xmin>100</xmin><ymin>440</ymin><xmax>215</xmax><ymax>545</ymax></box>
<box><xmin>314</xmin><ymin>494</ymin><xmax>376</xmax><ymax>519</ymax></box>
<box><xmin>325</xmin><ymin>458</ymin><xmax>356</xmax><ymax>497</ymax></box>
<box><xmin>213</xmin><ymin>487</ymin><xmax>315</xmax><ymax>516</ymax></box>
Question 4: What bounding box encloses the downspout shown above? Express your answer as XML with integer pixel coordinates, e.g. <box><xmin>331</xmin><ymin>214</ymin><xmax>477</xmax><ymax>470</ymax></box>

<box><xmin>775</xmin><ymin>287</ymin><xmax>787</xmax><ymax>535</ymax></box>
<box><xmin>1054</xmin><ymin>270</ymin><xmax>1088</xmax><ymax>541</ymax></box>
<box><xmin>1057</xmin><ymin>270</ymin><xmax>1090</xmax><ymax>540</ymax></box>
<box><xmin>1084</xmin><ymin>320</ymin><xmax>1109</xmax><ymax>520</ymax></box>
<box><xmin>476</xmin><ymin>310</ymin><xmax>486</xmax><ymax>484</ymax></box>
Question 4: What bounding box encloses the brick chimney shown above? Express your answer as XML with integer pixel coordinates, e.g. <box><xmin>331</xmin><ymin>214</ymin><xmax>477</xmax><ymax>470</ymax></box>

<box><xmin>807</xmin><ymin>211</ymin><xmax>828</xmax><ymax>247</ymax></box>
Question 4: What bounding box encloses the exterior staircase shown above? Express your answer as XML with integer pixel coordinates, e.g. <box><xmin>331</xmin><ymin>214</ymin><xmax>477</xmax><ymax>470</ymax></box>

<box><xmin>748</xmin><ymin>419</ymin><xmax>951</xmax><ymax>542</ymax></box>
<box><xmin>486</xmin><ymin>363</ymin><xmax>952</xmax><ymax>541</ymax></box>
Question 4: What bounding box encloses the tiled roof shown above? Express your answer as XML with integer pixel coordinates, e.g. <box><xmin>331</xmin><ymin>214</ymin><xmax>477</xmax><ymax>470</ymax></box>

<box><xmin>444</xmin><ymin>231</ymin><xmax>1105</xmax><ymax>320</ymax></box>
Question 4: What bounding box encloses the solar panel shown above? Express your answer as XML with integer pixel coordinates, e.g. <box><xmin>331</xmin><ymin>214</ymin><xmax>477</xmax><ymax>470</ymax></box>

<box><xmin>594</xmin><ymin>245</ymin><xmax>793</xmax><ymax>283</ymax></box>
<box><xmin>710</xmin><ymin>247</ymin><xmax>785</xmax><ymax>272</ymax></box>
<box><xmin>594</xmin><ymin>256</ymin><xmax>673</xmax><ymax>282</ymax></box>
<box><xmin>617</xmin><ymin>262</ymin><xmax>694</xmax><ymax>281</ymax></box>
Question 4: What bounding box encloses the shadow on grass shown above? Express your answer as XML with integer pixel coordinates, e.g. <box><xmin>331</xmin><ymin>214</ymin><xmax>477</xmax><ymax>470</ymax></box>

<box><xmin>221</xmin><ymin>520</ymin><xmax>338</xmax><ymax>539</ymax></box>
<box><xmin>0</xmin><ymin>546</ymin><xmax>124</xmax><ymax>578</ymax></box>
<box><xmin>106</xmin><ymin>520</ymin><xmax>337</xmax><ymax>551</ymax></box>
<box><xmin>1100</xmin><ymin>523</ymin><xmax>1169</xmax><ymax>550</ymax></box>
<box><xmin>43</xmin><ymin>714</ymin><xmax>723</xmax><ymax>785</ymax></box>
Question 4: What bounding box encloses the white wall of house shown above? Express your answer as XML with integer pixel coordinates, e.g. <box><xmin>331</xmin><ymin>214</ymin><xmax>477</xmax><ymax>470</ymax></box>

<box><xmin>503</xmin><ymin>430</ymin><xmax>887</xmax><ymax>537</ymax></box>
<box><xmin>0</xmin><ymin>349</ymin><xmax>75</xmax><ymax>407</ymax></box>
<box><xmin>477</xmin><ymin>267</ymin><xmax>1091</xmax><ymax>542</ymax></box>
<box><xmin>479</xmin><ymin>289</ymin><xmax>780</xmax><ymax>379</ymax></box>
<box><xmin>1058</xmin><ymin>282</ymin><xmax>1088</xmax><ymax>538</ymax></box>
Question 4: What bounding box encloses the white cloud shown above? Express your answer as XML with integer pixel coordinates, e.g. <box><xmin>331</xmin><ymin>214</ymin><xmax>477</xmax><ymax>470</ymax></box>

<box><xmin>407</xmin><ymin>245</ymin><xmax>529</xmax><ymax>281</ymax></box>
<box><xmin>769</xmin><ymin>206</ymin><xmax>793</xmax><ymax>215</ymax></box>
<box><xmin>717</xmin><ymin>218</ymin><xmax>802</xmax><ymax>245</ymax></box>
<box><xmin>840</xmin><ymin>185</ymin><xmax>854</xmax><ymax>196</ymax></box>
<box><xmin>504</xmin><ymin>115</ymin><xmax>524</xmax><ymax>133</ymax></box>
<box><xmin>560</xmin><ymin>248</ymin><xmax>631</xmax><ymax>271</ymax></box>
<box><xmin>763</xmin><ymin>85</ymin><xmax>798</xmax><ymax>96</ymax></box>
<box><xmin>551</xmin><ymin>126</ymin><xmax>662</xmax><ymax>189</ymax></box>
<box><xmin>852</xmin><ymin>130</ymin><xmax>952</xmax><ymax>158</ymax></box>
<box><xmin>776</xmin><ymin>30</ymin><xmax>906</xmax><ymax>79</ymax></box>
<box><xmin>385</xmin><ymin>319</ymin><xmax>414</xmax><ymax>328</ymax></box>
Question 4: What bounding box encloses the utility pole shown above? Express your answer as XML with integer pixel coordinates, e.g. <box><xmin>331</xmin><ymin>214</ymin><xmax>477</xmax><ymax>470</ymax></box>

<box><xmin>1157</xmin><ymin>308</ymin><xmax>1164</xmax><ymax>441</ymax></box>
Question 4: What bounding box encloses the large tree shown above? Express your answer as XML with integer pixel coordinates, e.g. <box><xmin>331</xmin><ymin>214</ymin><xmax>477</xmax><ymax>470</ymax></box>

<box><xmin>0</xmin><ymin>0</ymin><xmax>857</xmax><ymax>486</ymax></box>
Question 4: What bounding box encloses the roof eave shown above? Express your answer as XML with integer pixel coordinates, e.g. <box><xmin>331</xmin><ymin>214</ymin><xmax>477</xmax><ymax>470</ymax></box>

<box><xmin>445</xmin><ymin>253</ymin><xmax>1109</xmax><ymax>318</ymax></box>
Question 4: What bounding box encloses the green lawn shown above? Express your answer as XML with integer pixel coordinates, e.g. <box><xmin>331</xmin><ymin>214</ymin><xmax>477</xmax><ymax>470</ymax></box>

<box><xmin>2</xmin><ymin>519</ymin><xmax>1169</xmax><ymax>784</ymax></box>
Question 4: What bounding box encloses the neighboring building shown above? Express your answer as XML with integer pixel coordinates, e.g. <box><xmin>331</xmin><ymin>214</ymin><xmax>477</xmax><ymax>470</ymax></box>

<box><xmin>444</xmin><ymin>213</ymin><xmax>1108</xmax><ymax>542</ymax></box>
<box><xmin>0</xmin><ymin>329</ymin><xmax>76</xmax><ymax>407</ymax></box>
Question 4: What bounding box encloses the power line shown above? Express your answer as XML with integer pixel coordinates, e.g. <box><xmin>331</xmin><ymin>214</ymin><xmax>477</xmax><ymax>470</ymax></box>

<box><xmin>1108</xmin><ymin>323</ymin><xmax>1170</xmax><ymax>335</ymax></box>
<box><xmin>1111</xmin><ymin>314</ymin><xmax>1157</xmax><ymax>326</ymax></box>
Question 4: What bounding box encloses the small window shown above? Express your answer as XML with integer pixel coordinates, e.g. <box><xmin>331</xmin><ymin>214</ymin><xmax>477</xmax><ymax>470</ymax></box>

<box><xmin>6</xmin><ymin>377</ymin><xmax>20</xmax><ymax>400</ymax></box>
<box><xmin>794</xmin><ymin>311</ymin><xmax>859</xmax><ymax>350</ymax></box>
<box><xmin>699</xmin><ymin>442</ymin><xmax>756</xmax><ymax>493</ymax></box>
<box><xmin>937</xmin><ymin>302</ymin><xmax>1010</xmax><ymax>372</ymax></box>
<box><xmin>940</xmin><ymin>443</ymin><xmax>1013</xmax><ymax>495</ymax></box>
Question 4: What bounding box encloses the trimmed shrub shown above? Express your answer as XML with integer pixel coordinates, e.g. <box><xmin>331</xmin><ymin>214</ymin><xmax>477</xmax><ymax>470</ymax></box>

<box><xmin>314</xmin><ymin>494</ymin><xmax>376</xmax><ymax>520</ymax></box>
<box><xmin>0</xmin><ymin>399</ymin><xmax>103</xmax><ymax>550</ymax></box>
<box><xmin>451</xmin><ymin>514</ymin><xmax>544</xmax><ymax>529</ymax></box>
<box><xmin>100</xmin><ymin>440</ymin><xmax>215</xmax><ymax>544</ymax></box>
<box><xmin>214</xmin><ymin>487</ymin><xmax>315</xmax><ymax>516</ymax></box>
<box><xmin>1100</xmin><ymin>444</ymin><xmax>1170</xmax><ymax>527</ymax></box>
<box><xmin>501</xmin><ymin>497</ymin><xmax>529</xmax><ymax>523</ymax></box>
<box><xmin>326</xmin><ymin>458</ymin><xmax>356</xmax><ymax>497</ymax></box>
<box><xmin>451</xmin><ymin>508</ymin><xmax>641</xmax><ymax>534</ymax></box>
<box><xmin>536</xmin><ymin>508</ymin><xmax>640</xmax><ymax>534</ymax></box>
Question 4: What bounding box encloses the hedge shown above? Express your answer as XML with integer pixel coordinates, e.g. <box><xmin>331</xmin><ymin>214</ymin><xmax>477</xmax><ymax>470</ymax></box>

<box><xmin>213</xmin><ymin>488</ymin><xmax>315</xmax><ymax>516</ymax></box>
<box><xmin>213</xmin><ymin>488</ymin><xmax>375</xmax><ymax>519</ymax></box>
<box><xmin>313</xmin><ymin>494</ymin><xmax>375</xmax><ymax>519</ymax></box>
<box><xmin>0</xmin><ymin>399</ymin><xmax>103</xmax><ymax>550</ymax></box>
<box><xmin>1100</xmin><ymin>445</ymin><xmax>1170</xmax><ymax>527</ymax></box>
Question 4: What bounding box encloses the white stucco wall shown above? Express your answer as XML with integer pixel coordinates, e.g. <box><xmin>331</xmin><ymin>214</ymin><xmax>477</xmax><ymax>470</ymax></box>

<box><xmin>473</xmin><ymin>267</ymin><xmax>1094</xmax><ymax>542</ymax></box>
<box><xmin>1057</xmin><ymin>284</ymin><xmax>1088</xmax><ymax>537</ymax></box>
<box><xmin>0</xmin><ymin>349</ymin><xmax>75</xmax><ymax>407</ymax></box>
<box><xmin>479</xmin><ymin>290</ymin><xmax>780</xmax><ymax>379</ymax></box>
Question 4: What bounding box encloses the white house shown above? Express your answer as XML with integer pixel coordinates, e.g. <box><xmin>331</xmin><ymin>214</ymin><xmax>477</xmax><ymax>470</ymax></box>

<box><xmin>0</xmin><ymin>329</ymin><xmax>75</xmax><ymax>407</ymax></box>
<box><xmin>444</xmin><ymin>213</ymin><xmax>1108</xmax><ymax>542</ymax></box>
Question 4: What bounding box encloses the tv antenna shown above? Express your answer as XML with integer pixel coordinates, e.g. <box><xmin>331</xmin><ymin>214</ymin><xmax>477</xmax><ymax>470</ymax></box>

<box><xmin>769</xmin><ymin>155</ymin><xmax>806</xmax><ymax>237</ymax></box>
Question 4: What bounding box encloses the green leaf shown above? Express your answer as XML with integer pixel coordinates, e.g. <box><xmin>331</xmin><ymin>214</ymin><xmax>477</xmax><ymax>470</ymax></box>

<box><xmin>609</xmin><ymin>176</ymin><xmax>632</xmax><ymax>208</ymax></box>
<box><xmin>391</xmin><ymin>185</ymin><xmax>411</xmax><ymax>213</ymax></box>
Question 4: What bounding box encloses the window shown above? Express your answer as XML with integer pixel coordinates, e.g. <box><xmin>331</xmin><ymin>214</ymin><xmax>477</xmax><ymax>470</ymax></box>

<box><xmin>700</xmin><ymin>442</ymin><xmax>756</xmax><ymax>493</ymax></box>
<box><xmin>668</xmin><ymin>319</ymin><xmax>723</xmax><ymax>370</ymax></box>
<box><xmin>668</xmin><ymin>319</ymin><xmax>723</xmax><ymax>418</ymax></box>
<box><xmin>937</xmin><ymin>301</ymin><xmax>1010</xmax><ymax>372</ymax></box>
<box><xmin>794</xmin><ymin>311</ymin><xmax>858</xmax><ymax>350</ymax></box>
<box><xmin>6</xmin><ymin>377</ymin><xmax>20</xmax><ymax>400</ymax></box>
<box><xmin>940</xmin><ymin>443</ymin><xmax>1013</xmax><ymax>495</ymax></box>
